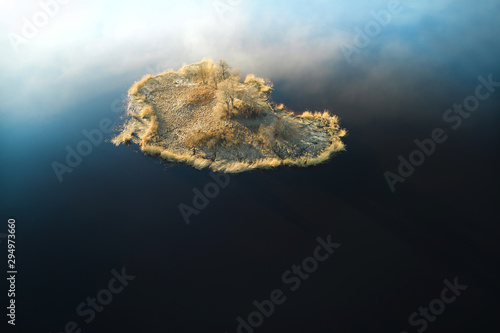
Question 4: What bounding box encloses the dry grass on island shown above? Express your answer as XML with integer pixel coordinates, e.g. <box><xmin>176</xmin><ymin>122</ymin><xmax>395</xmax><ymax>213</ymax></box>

<box><xmin>112</xmin><ymin>59</ymin><xmax>347</xmax><ymax>173</ymax></box>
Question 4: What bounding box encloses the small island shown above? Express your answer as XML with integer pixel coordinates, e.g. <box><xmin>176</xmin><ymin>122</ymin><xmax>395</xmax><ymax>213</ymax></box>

<box><xmin>112</xmin><ymin>59</ymin><xmax>346</xmax><ymax>172</ymax></box>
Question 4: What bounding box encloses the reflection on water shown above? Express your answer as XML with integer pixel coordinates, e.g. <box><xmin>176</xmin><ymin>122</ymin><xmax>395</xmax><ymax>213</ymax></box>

<box><xmin>1</xmin><ymin>1</ymin><xmax>499</xmax><ymax>331</ymax></box>
<box><xmin>1</xmin><ymin>65</ymin><xmax>498</xmax><ymax>330</ymax></box>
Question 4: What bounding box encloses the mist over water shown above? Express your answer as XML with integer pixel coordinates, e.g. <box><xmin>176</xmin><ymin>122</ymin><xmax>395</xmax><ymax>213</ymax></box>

<box><xmin>1</xmin><ymin>1</ymin><xmax>499</xmax><ymax>332</ymax></box>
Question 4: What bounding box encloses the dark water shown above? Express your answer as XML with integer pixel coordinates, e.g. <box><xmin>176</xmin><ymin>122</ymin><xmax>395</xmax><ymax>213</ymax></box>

<box><xmin>2</xmin><ymin>1</ymin><xmax>500</xmax><ymax>333</ymax></box>
<box><xmin>2</xmin><ymin>70</ymin><xmax>499</xmax><ymax>332</ymax></box>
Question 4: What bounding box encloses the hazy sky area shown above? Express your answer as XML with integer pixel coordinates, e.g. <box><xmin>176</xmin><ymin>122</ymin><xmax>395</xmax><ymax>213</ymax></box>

<box><xmin>1</xmin><ymin>0</ymin><xmax>499</xmax><ymax>121</ymax></box>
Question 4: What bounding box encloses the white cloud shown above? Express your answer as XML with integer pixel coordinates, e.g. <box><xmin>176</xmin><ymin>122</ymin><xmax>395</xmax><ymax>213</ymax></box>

<box><xmin>0</xmin><ymin>0</ymin><xmax>498</xmax><ymax>119</ymax></box>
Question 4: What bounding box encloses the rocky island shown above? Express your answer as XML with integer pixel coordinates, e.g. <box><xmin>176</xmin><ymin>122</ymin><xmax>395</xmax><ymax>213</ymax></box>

<box><xmin>112</xmin><ymin>59</ymin><xmax>346</xmax><ymax>172</ymax></box>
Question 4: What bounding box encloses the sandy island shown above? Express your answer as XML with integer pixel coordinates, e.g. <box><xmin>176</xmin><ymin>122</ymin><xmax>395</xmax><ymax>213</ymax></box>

<box><xmin>112</xmin><ymin>59</ymin><xmax>346</xmax><ymax>172</ymax></box>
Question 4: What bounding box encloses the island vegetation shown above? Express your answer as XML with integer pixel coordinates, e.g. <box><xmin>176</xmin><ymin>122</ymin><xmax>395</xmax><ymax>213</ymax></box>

<box><xmin>112</xmin><ymin>59</ymin><xmax>346</xmax><ymax>172</ymax></box>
